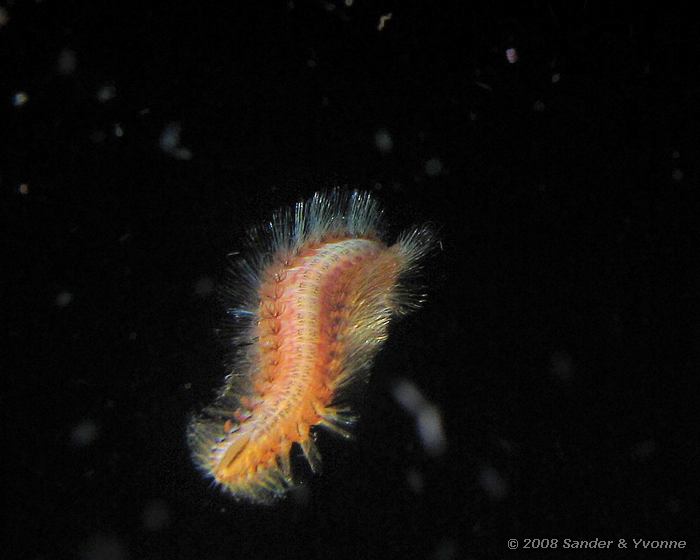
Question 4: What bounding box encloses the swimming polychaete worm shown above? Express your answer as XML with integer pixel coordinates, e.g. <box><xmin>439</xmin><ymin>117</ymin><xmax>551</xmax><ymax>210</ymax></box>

<box><xmin>187</xmin><ymin>190</ymin><xmax>436</xmax><ymax>503</ymax></box>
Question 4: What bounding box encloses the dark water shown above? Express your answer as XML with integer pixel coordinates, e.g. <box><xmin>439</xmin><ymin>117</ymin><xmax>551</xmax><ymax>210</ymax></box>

<box><xmin>5</xmin><ymin>3</ymin><xmax>699</xmax><ymax>559</ymax></box>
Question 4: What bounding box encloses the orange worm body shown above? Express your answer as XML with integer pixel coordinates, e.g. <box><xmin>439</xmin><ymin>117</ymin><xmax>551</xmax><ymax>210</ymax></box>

<box><xmin>187</xmin><ymin>191</ymin><xmax>434</xmax><ymax>503</ymax></box>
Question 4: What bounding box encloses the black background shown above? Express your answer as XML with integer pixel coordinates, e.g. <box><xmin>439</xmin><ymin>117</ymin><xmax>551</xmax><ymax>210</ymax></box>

<box><xmin>4</xmin><ymin>2</ymin><xmax>699</xmax><ymax>559</ymax></box>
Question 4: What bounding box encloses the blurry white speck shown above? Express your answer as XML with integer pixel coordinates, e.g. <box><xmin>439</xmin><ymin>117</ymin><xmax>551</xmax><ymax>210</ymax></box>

<box><xmin>80</xmin><ymin>534</ymin><xmax>128</xmax><ymax>560</ymax></box>
<box><xmin>344</xmin><ymin>0</ymin><xmax>353</xmax><ymax>6</ymax></box>
<box><xmin>97</xmin><ymin>84</ymin><xmax>116</xmax><ymax>103</ymax></box>
<box><xmin>505</xmin><ymin>47</ymin><xmax>518</xmax><ymax>64</ymax></box>
<box><xmin>393</xmin><ymin>379</ymin><xmax>446</xmax><ymax>456</ymax></box>
<box><xmin>159</xmin><ymin>122</ymin><xmax>192</xmax><ymax>160</ymax></box>
<box><xmin>128</xmin><ymin>331</ymin><xmax>137</xmax><ymax>340</ymax></box>
<box><xmin>12</xmin><ymin>91</ymin><xmax>29</xmax><ymax>107</ymax></box>
<box><xmin>56</xmin><ymin>291</ymin><xmax>73</xmax><ymax>307</ymax></box>
<box><xmin>392</xmin><ymin>379</ymin><xmax>426</xmax><ymax>414</ymax></box>
<box><xmin>475</xmin><ymin>81</ymin><xmax>492</xmax><ymax>92</ymax></box>
<box><xmin>194</xmin><ymin>276</ymin><xmax>215</xmax><ymax>297</ymax></box>
<box><xmin>469</xmin><ymin>111</ymin><xmax>477</xmax><ymax>121</ymax></box>
<box><xmin>550</xmin><ymin>350</ymin><xmax>574</xmax><ymax>381</ymax></box>
<box><xmin>321</xmin><ymin>96</ymin><xmax>329</xmax><ymax>107</ymax></box>
<box><xmin>377</xmin><ymin>12</ymin><xmax>392</xmax><ymax>31</ymax></box>
<box><xmin>405</xmin><ymin>467</ymin><xmax>424</xmax><ymax>493</ymax></box>
<box><xmin>533</xmin><ymin>100</ymin><xmax>546</xmax><ymax>112</ymax></box>
<box><xmin>0</xmin><ymin>7</ymin><xmax>9</xmax><ymax>27</ymax></box>
<box><xmin>551</xmin><ymin>73</ymin><xmax>561</xmax><ymax>83</ymax></box>
<box><xmin>374</xmin><ymin>128</ymin><xmax>393</xmax><ymax>153</ymax></box>
<box><xmin>425</xmin><ymin>157</ymin><xmax>443</xmax><ymax>176</ymax></box>
<box><xmin>478</xmin><ymin>466</ymin><xmax>508</xmax><ymax>500</ymax></box>
<box><xmin>671</xmin><ymin>150</ymin><xmax>680</xmax><ymax>159</ymax></box>
<box><xmin>142</xmin><ymin>499</ymin><xmax>170</xmax><ymax>531</ymax></box>
<box><xmin>70</xmin><ymin>419</ymin><xmax>99</xmax><ymax>447</ymax></box>
<box><xmin>160</xmin><ymin>123</ymin><xmax>180</xmax><ymax>151</ymax></box>
<box><xmin>672</xmin><ymin>168</ymin><xmax>683</xmax><ymax>182</ymax></box>
<box><xmin>307</xmin><ymin>58</ymin><xmax>317</xmax><ymax>68</ymax></box>
<box><xmin>57</xmin><ymin>49</ymin><xmax>77</xmax><ymax>75</ymax></box>
<box><xmin>19</xmin><ymin>183</ymin><xmax>29</xmax><ymax>195</ymax></box>
<box><xmin>114</xmin><ymin>123</ymin><xmax>124</xmax><ymax>137</ymax></box>
<box><xmin>416</xmin><ymin>405</ymin><xmax>446</xmax><ymax>456</ymax></box>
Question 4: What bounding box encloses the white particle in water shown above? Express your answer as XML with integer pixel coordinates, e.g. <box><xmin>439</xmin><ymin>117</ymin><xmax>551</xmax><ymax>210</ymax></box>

<box><xmin>392</xmin><ymin>379</ymin><xmax>446</xmax><ymax>456</ymax></box>
<box><xmin>70</xmin><ymin>420</ymin><xmax>99</xmax><ymax>447</ymax></box>
<box><xmin>377</xmin><ymin>12</ymin><xmax>392</xmax><ymax>31</ymax></box>
<box><xmin>56</xmin><ymin>291</ymin><xmax>73</xmax><ymax>307</ymax></box>
<box><xmin>12</xmin><ymin>91</ymin><xmax>29</xmax><ymax>107</ymax></box>
<box><xmin>425</xmin><ymin>157</ymin><xmax>443</xmax><ymax>176</ymax></box>
<box><xmin>159</xmin><ymin>122</ymin><xmax>193</xmax><ymax>160</ymax></box>
<box><xmin>374</xmin><ymin>128</ymin><xmax>393</xmax><ymax>153</ymax></box>
<box><xmin>97</xmin><ymin>84</ymin><xmax>116</xmax><ymax>103</ymax></box>
<box><xmin>416</xmin><ymin>405</ymin><xmax>446</xmax><ymax>456</ymax></box>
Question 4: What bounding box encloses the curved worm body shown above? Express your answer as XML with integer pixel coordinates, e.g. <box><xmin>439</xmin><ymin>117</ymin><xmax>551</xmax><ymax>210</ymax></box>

<box><xmin>187</xmin><ymin>191</ymin><xmax>434</xmax><ymax>503</ymax></box>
